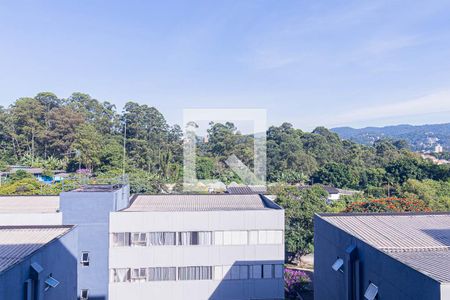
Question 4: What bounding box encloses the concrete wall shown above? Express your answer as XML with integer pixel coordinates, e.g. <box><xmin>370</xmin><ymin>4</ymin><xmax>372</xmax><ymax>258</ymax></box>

<box><xmin>109</xmin><ymin>209</ymin><xmax>285</xmax><ymax>300</ymax></box>
<box><xmin>60</xmin><ymin>185</ymin><xmax>129</xmax><ymax>300</ymax></box>
<box><xmin>314</xmin><ymin>216</ymin><xmax>442</xmax><ymax>300</ymax></box>
<box><xmin>0</xmin><ymin>227</ymin><xmax>78</xmax><ymax>300</ymax></box>
<box><xmin>0</xmin><ymin>212</ymin><xmax>62</xmax><ymax>225</ymax></box>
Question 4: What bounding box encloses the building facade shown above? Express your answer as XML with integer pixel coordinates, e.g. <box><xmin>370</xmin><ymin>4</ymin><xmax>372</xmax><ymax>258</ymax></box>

<box><xmin>0</xmin><ymin>187</ymin><xmax>284</xmax><ymax>300</ymax></box>
<box><xmin>60</xmin><ymin>184</ymin><xmax>130</xmax><ymax>300</ymax></box>
<box><xmin>0</xmin><ymin>225</ymin><xmax>78</xmax><ymax>300</ymax></box>
<box><xmin>314</xmin><ymin>212</ymin><xmax>450</xmax><ymax>300</ymax></box>
<box><xmin>109</xmin><ymin>194</ymin><xmax>285</xmax><ymax>300</ymax></box>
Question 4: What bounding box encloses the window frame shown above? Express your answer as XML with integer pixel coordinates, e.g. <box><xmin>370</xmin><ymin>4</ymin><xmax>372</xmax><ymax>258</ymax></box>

<box><xmin>80</xmin><ymin>289</ymin><xmax>89</xmax><ymax>300</ymax></box>
<box><xmin>80</xmin><ymin>251</ymin><xmax>90</xmax><ymax>267</ymax></box>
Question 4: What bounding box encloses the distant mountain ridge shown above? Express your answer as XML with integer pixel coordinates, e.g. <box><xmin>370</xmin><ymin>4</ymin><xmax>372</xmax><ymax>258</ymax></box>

<box><xmin>331</xmin><ymin>123</ymin><xmax>450</xmax><ymax>152</ymax></box>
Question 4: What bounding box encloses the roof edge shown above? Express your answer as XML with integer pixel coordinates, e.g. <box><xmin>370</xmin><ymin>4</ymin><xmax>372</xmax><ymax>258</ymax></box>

<box><xmin>0</xmin><ymin>225</ymin><xmax>76</xmax><ymax>275</ymax></box>
<box><xmin>316</xmin><ymin>211</ymin><xmax>450</xmax><ymax>218</ymax></box>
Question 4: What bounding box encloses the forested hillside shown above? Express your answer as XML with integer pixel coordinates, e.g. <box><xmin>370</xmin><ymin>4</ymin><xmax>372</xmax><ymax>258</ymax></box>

<box><xmin>332</xmin><ymin>123</ymin><xmax>450</xmax><ymax>151</ymax></box>
<box><xmin>0</xmin><ymin>92</ymin><xmax>449</xmax><ymax>205</ymax></box>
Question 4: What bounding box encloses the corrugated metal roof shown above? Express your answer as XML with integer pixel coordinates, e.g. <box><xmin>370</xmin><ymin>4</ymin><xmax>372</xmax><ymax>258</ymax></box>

<box><xmin>0</xmin><ymin>196</ymin><xmax>59</xmax><ymax>213</ymax></box>
<box><xmin>124</xmin><ymin>194</ymin><xmax>271</xmax><ymax>212</ymax></box>
<box><xmin>0</xmin><ymin>226</ymin><xmax>73</xmax><ymax>273</ymax></box>
<box><xmin>390</xmin><ymin>251</ymin><xmax>450</xmax><ymax>283</ymax></box>
<box><xmin>226</xmin><ymin>186</ymin><xmax>267</xmax><ymax>195</ymax></box>
<box><xmin>298</xmin><ymin>185</ymin><xmax>339</xmax><ymax>194</ymax></box>
<box><xmin>321</xmin><ymin>213</ymin><xmax>450</xmax><ymax>283</ymax></box>
<box><xmin>321</xmin><ymin>214</ymin><xmax>450</xmax><ymax>252</ymax></box>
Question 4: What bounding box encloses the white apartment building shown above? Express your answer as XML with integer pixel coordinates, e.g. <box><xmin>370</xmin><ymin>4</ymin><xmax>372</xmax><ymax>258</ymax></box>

<box><xmin>109</xmin><ymin>194</ymin><xmax>285</xmax><ymax>300</ymax></box>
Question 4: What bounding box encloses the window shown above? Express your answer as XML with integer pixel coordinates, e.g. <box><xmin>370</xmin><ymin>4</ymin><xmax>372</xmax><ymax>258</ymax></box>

<box><xmin>223</xmin><ymin>265</ymin><xmax>232</xmax><ymax>280</ymax></box>
<box><xmin>178</xmin><ymin>266</ymin><xmax>212</xmax><ymax>280</ymax></box>
<box><xmin>239</xmin><ymin>266</ymin><xmax>249</xmax><ymax>279</ymax></box>
<box><xmin>178</xmin><ymin>232</ymin><xmax>212</xmax><ymax>245</ymax></box>
<box><xmin>111</xmin><ymin>230</ymin><xmax>282</xmax><ymax>247</ymax></box>
<box><xmin>274</xmin><ymin>265</ymin><xmax>283</xmax><ymax>278</ymax></box>
<box><xmin>231</xmin><ymin>231</ymin><xmax>248</xmax><ymax>245</ymax></box>
<box><xmin>112</xmin><ymin>268</ymin><xmax>130</xmax><ymax>283</ymax></box>
<box><xmin>257</xmin><ymin>230</ymin><xmax>283</xmax><ymax>245</ymax></box>
<box><xmin>263</xmin><ymin>265</ymin><xmax>273</xmax><ymax>279</ymax></box>
<box><xmin>251</xmin><ymin>265</ymin><xmax>262</xmax><ymax>279</ymax></box>
<box><xmin>214</xmin><ymin>231</ymin><xmax>223</xmax><ymax>245</ymax></box>
<box><xmin>223</xmin><ymin>231</ymin><xmax>232</xmax><ymax>245</ymax></box>
<box><xmin>131</xmin><ymin>268</ymin><xmax>147</xmax><ymax>282</ymax></box>
<box><xmin>148</xmin><ymin>232</ymin><xmax>176</xmax><ymax>246</ymax></box>
<box><xmin>226</xmin><ymin>265</ymin><xmax>248</xmax><ymax>280</ymax></box>
<box><xmin>148</xmin><ymin>267</ymin><xmax>176</xmax><ymax>281</ymax></box>
<box><xmin>221</xmin><ymin>231</ymin><xmax>247</xmax><ymax>245</ymax></box>
<box><xmin>112</xmin><ymin>233</ymin><xmax>130</xmax><ymax>247</ymax></box>
<box><xmin>217</xmin><ymin>265</ymin><xmax>279</xmax><ymax>281</ymax></box>
<box><xmin>80</xmin><ymin>289</ymin><xmax>89</xmax><ymax>300</ymax></box>
<box><xmin>258</xmin><ymin>231</ymin><xmax>267</xmax><ymax>244</ymax></box>
<box><xmin>249</xmin><ymin>231</ymin><xmax>258</xmax><ymax>244</ymax></box>
<box><xmin>131</xmin><ymin>233</ymin><xmax>147</xmax><ymax>247</ymax></box>
<box><xmin>273</xmin><ymin>231</ymin><xmax>283</xmax><ymax>244</ymax></box>
<box><xmin>81</xmin><ymin>252</ymin><xmax>89</xmax><ymax>267</ymax></box>
<box><xmin>214</xmin><ymin>266</ymin><xmax>223</xmax><ymax>280</ymax></box>
<box><xmin>230</xmin><ymin>266</ymin><xmax>240</xmax><ymax>280</ymax></box>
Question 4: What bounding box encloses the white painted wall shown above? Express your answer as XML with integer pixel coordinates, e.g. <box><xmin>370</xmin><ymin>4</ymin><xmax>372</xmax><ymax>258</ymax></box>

<box><xmin>109</xmin><ymin>209</ymin><xmax>284</xmax><ymax>300</ymax></box>
<box><xmin>0</xmin><ymin>213</ymin><xmax>62</xmax><ymax>225</ymax></box>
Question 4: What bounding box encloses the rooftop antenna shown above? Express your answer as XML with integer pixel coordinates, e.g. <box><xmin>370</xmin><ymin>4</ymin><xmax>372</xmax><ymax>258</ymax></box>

<box><xmin>122</xmin><ymin>114</ymin><xmax>127</xmax><ymax>181</ymax></box>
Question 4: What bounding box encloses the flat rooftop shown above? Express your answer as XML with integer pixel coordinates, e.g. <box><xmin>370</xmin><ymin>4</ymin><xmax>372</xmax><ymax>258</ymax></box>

<box><xmin>0</xmin><ymin>196</ymin><xmax>59</xmax><ymax>213</ymax></box>
<box><xmin>71</xmin><ymin>184</ymin><xmax>124</xmax><ymax>192</ymax></box>
<box><xmin>124</xmin><ymin>194</ymin><xmax>279</xmax><ymax>212</ymax></box>
<box><xmin>319</xmin><ymin>213</ymin><xmax>450</xmax><ymax>283</ymax></box>
<box><xmin>0</xmin><ymin>225</ymin><xmax>73</xmax><ymax>273</ymax></box>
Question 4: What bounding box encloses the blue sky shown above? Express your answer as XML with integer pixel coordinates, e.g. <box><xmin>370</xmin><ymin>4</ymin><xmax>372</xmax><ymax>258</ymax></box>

<box><xmin>1</xmin><ymin>0</ymin><xmax>450</xmax><ymax>130</ymax></box>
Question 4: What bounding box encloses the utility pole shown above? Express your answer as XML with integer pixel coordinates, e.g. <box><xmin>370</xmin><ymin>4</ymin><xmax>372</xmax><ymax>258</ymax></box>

<box><xmin>122</xmin><ymin>115</ymin><xmax>127</xmax><ymax>181</ymax></box>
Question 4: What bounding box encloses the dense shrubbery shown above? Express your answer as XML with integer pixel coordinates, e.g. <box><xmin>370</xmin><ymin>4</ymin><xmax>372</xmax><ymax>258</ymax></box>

<box><xmin>284</xmin><ymin>268</ymin><xmax>310</xmax><ymax>298</ymax></box>
<box><xmin>274</xmin><ymin>185</ymin><xmax>328</xmax><ymax>261</ymax></box>
<box><xmin>0</xmin><ymin>92</ymin><xmax>449</xmax><ymax>196</ymax></box>
<box><xmin>0</xmin><ymin>178</ymin><xmax>64</xmax><ymax>195</ymax></box>
<box><xmin>345</xmin><ymin>197</ymin><xmax>431</xmax><ymax>213</ymax></box>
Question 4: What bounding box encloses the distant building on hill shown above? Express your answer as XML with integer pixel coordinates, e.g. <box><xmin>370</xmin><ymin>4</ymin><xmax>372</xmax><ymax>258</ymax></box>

<box><xmin>298</xmin><ymin>184</ymin><xmax>360</xmax><ymax>203</ymax></box>
<box><xmin>435</xmin><ymin>144</ymin><xmax>444</xmax><ymax>153</ymax></box>
<box><xmin>314</xmin><ymin>212</ymin><xmax>450</xmax><ymax>300</ymax></box>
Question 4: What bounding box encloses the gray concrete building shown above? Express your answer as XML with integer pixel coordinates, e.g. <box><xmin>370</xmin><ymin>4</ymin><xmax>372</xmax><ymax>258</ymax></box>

<box><xmin>314</xmin><ymin>212</ymin><xmax>450</xmax><ymax>300</ymax></box>
<box><xmin>60</xmin><ymin>184</ymin><xmax>130</xmax><ymax>300</ymax></box>
<box><xmin>0</xmin><ymin>225</ymin><xmax>78</xmax><ymax>299</ymax></box>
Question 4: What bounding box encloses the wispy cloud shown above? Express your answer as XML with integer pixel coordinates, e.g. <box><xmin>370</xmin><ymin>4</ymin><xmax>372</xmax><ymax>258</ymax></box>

<box><xmin>318</xmin><ymin>90</ymin><xmax>450</xmax><ymax>128</ymax></box>
<box><xmin>243</xmin><ymin>49</ymin><xmax>303</xmax><ymax>70</ymax></box>
<box><xmin>363</xmin><ymin>35</ymin><xmax>421</xmax><ymax>56</ymax></box>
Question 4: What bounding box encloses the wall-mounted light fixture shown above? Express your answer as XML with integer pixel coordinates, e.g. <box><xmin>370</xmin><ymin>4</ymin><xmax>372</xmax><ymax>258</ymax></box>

<box><xmin>364</xmin><ymin>282</ymin><xmax>378</xmax><ymax>300</ymax></box>
<box><xmin>44</xmin><ymin>274</ymin><xmax>60</xmax><ymax>291</ymax></box>
<box><xmin>332</xmin><ymin>257</ymin><xmax>344</xmax><ymax>273</ymax></box>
